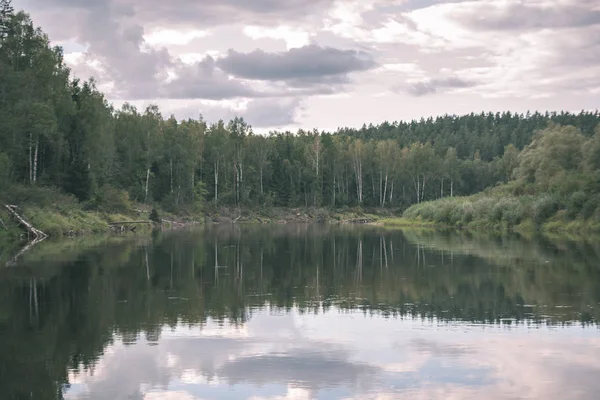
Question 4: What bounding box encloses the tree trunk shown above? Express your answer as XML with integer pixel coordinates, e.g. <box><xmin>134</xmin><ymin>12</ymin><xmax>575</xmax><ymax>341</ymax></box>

<box><xmin>451</xmin><ymin>179</ymin><xmax>454</xmax><ymax>197</ymax></box>
<box><xmin>191</xmin><ymin>168</ymin><xmax>195</xmax><ymax>200</ymax></box>
<box><xmin>29</xmin><ymin>133</ymin><xmax>32</xmax><ymax>184</ymax></box>
<box><xmin>422</xmin><ymin>176</ymin><xmax>426</xmax><ymax>202</ymax></box>
<box><xmin>389</xmin><ymin>181</ymin><xmax>394</xmax><ymax>204</ymax></box>
<box><xmin>33</xmin><ymin>140</ymin><xmax>38</xmax><ymax>183</ymax></box>
<box><xmin>144</xmin><ymin>168</ymin><xmax>150</xmax><ymax>203</ymax></box>
<box><xmin>415</xmin><ymin>178</ymin><xmax>420</xmax><ymax>204</ymax></box>
<box><xmin>170</xmin><ymin>158</ymin><xmax>173</xmax><ymax>193</ymax></box>
<box><xmin>214</xmin><ymin>160</ymin><xmax>219</xmax><ymax>206</ymax></box>
<box><xmin>260</xmin><ymin>166</ymin><xmax>263</xmax><ymax>196</ymax></box>
<box><xmin>382</xmin><ymin>173</ymin><xmax>388</xmax><ymax>208</ymax></box>
<box><xmin>332</xmin><ymin>173</ymin><xmax>336</xmax><ymax>207</ymax></box>
<box><xmin>441</xmin><ymin>178</ymin><xmax>444</xmax><ymax>199</ymax></box>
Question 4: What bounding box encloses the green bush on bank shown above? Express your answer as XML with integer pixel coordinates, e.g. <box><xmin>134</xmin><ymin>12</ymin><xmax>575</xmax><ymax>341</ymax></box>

<box><xmin>403</xmin><ymin>190</ymin><xmax>600</xmax><ymax>234</ymax></box>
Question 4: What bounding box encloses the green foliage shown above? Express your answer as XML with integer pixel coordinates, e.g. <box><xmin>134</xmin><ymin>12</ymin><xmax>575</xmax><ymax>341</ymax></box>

<box><xmin>0</xmin><ymin>152</ymin><xmax>9</xmax><ymax>189</ymax></box>
<box><xmin>149</xmin><ymin>208</ymin><xmax>161</xmax><ymax>224</ymax></box>
<box><xmin>89</xmin><ymin>184</ymin><xmax>133</xmax><ymax>214</ymax></box>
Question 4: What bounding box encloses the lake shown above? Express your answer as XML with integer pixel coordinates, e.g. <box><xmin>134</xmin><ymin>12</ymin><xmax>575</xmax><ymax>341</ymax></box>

<box><xmin>1</xmin><ymin>224</ymin><xmax>599</xmax><ymax>399</ymax></box>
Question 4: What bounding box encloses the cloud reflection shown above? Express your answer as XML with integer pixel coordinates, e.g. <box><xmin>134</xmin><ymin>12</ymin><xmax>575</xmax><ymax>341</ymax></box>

<box><xmin>65</xmin><ymin>307</ymin><xmax>600</xmax><ymax>400</ymax></box>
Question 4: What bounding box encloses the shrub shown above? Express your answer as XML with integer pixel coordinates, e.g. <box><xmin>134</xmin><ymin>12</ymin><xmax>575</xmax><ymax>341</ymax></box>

<box><xmin>149</xmin><ymin>208</ymin><xmax>161</xmax><ymax>224</ymax></box>
<box><xmin>91</xmin><ymin>184</ymin><xmax>133</xmax><ymax>214</ymax></box>
<box><xmin>566</xmin><ymin>191</ymin><xmax>587</xmax><ymax>219</ymax></box>
<box><xmin>581</xmin><ymin>195</ymin><xmax>600</xmax><ymax>220</ymax></box>
<box><xmin>532</xmin><ymin>195</ymin><xmax>560</xmax><ymax>227</ymax></box>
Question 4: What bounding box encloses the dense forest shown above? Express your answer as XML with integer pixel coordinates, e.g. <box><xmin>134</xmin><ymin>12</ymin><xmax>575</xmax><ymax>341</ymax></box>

<box><xmin>1</xmin><ymin>1</ymin><xmax>600</xmax><ymax>230</ymax></box>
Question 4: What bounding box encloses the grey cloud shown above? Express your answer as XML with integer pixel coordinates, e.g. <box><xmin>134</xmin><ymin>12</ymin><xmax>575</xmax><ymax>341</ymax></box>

<box><xmin>456</xmin><ymin>3</ymin><xmax>600</xmax><ymax>32</ymax></box>
<box><xmin>14</xmin><ymin>0</ymin><xmax>347</xmax><ymax>102</ymax></box>
<box><xmin>160</xmin><ymin>56</ymin><xmax>259</xmax><ymax>101</ymax></box>
<box><xmin>216</xmin><ymin>45</ymin><xmax>377</xmax><ymax>85</ymax></box>
<box><xmin>243</xmin><ymin>98</ymin><xmax>303</xmax><ymax>127</ymax></box>
<box><xmin>15</xmin><ymin>0</ymin><xmax>335</xmax><ymax>29</ymax></box>
<box><xmin>170</xmin><ymin>98</ymin><xmax>303</xmax><ymax>128</ymax></box>
<box><xmin>127</xmin><ymin>0</ymin><xmax>336</xmax><ymax>28</ymax></box>
<box><xmin>405</xmin><ymin>77</ymin><xmax>477</xmax><ymax>97</ymax></box>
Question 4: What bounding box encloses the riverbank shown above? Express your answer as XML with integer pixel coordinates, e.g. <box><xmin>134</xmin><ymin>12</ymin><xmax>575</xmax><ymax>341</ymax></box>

<box><xmin>0</xmin><ymin>186</ymin><xmax>393</xmax><ymax>242</ymax></box>
<box><xmin>396</xmin><ymin>189</ymin><xmax>600</xmax><ymax>236</ymax></box>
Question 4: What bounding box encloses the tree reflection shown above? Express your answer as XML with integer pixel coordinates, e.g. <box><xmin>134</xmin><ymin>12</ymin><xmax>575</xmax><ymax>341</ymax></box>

<box><xmin>0</xmin><ymin>225</ymin><xmax>599</xmax><ymax>399</ymax></box>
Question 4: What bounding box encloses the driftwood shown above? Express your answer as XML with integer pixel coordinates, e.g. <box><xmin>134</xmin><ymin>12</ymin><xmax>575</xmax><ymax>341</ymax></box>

<box><xmin>161</xmin><ymin>219</ymin><xmax>185</xmax><ymax>226</ymax></box>
<box><xmin>346</xmin><ymin>217</ymin><xmax>376</xmax><ymax>224</ymax></box>
<box><xmin>4</xmin><ymin>205</ymin><xmax>48</xmax><ymax>240</ymax></box>
<box><xmin>109</xmin><ymin>220</ymin><xmax>154</xmax><ymax>234</ymax></box>
<box><xmin>109</xmin><ymin>221</ymin><xmax>153</xmax><ymax>225</ymax></box>
<box><xmin>0</xmin><ymin>216</ymin><xmax>5</xmax><ymax>230</ymax></box>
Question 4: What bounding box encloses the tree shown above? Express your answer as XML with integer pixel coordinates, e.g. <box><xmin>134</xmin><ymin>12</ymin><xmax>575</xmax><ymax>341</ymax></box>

<box><xmin>443</xmin><ymin>147</ymin><xmax>460</xmax><ymax>197</ymax></box>
<box><xmin>348</xmin><ymin>139</ymin><xmax>365</xmax><ymax>204</ymax></box>
<box><xmin>515</xmin><ymin>125</ymin><xmax>586</xmax><ymax>193</ymax></box>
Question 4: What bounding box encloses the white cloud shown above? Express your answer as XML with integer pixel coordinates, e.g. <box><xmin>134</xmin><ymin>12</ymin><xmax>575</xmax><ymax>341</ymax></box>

<box><xmin>243</xmin><ymin>26</ymin><xmax>311</xmax><ymax>50</ymax></box>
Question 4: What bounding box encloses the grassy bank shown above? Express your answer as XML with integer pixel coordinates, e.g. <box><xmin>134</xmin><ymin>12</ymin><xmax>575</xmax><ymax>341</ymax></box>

<box><xmin>0</xmin><ymin>185</ymin><xmax>401</xmax><ymax>241</ymax></box>
<box><xmin>399</xmin><ymin>185</ymin><xmax>600</xmax><ymax>235</ymax></box>
<box><xmin>0</xmin><ymin>185</ymin><xmax>193</xmax><ymax>240</ymax></box>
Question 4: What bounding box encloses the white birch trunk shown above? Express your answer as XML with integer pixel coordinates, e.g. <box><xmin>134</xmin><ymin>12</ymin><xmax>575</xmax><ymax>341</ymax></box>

<box><xmin>33</xmin><ymin>140</ymin><xmax>38</xmax><ymax>183</ymax></box>
<box><xmin>144</xmin><ymin>168</ymin><xmax>150</xmax><ymax>203</ymax></box>
<box><xmin>382</xmin><ymin>174</ymin><xmax>388</xmax><ymax>208</ymax></box>
<box><xmin>29</xmin><ymin>133</ymin><xmax>32</xmax><ymax>184</ymax></box>
<box><xmin>214</xmin><ymin>160</ymin><xmax>219</xmax><ymax>206</ymax></box>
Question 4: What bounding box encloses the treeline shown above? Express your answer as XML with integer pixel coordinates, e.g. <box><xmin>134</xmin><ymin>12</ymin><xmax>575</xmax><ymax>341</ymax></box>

<box><xmin>2</xmin><ymin>2</ymin><xmax>600</xmax><ymax>214</ymax></box>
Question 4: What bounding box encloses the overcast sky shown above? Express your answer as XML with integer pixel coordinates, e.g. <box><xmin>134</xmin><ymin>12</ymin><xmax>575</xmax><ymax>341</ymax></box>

<box><xmin>12</xmin><ymin>0</ymin><xmax>600</xmax><ymax>132</ymax></box>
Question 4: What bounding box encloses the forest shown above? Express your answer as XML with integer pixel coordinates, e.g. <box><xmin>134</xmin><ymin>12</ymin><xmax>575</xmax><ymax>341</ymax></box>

<box><xmin>1</xmin><ymin>1</ymin><xmax>600</xmax><ymax>234</ymax></box>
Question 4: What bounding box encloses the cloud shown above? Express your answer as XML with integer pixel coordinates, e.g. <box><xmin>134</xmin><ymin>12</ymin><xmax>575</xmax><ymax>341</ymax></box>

<box><xmin>453</xmin><ymin>1</ymin><xmax>600</xmax><ymax>32</ymax></box>
<box><xmin>404</xmin><ymin>76</ymin><xmax>477</xmax><ymax>96</ymax></box>
<box><xmin>165</xmin><ymin>98</ymin><xmax>304</xmax><ymax>128</ymax></box>
<box><xmin>12</xmin><ymin>0</ymin><xmax>600</xmax><ymax>129</ymax></box>
<box><xmin>159</xmin><ymin>56</ymin><xmax>259</xmax><ymax>101</ymax></box>
<box><xmin>216</xmin><ymin>45</ymin><xmax>377</xmax><ymax>86</ymax></box>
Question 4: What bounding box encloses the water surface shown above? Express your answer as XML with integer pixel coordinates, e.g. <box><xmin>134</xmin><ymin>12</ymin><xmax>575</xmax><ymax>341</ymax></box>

<box><xmin>1</xmin><ymin>224</ymin><xmax>599</xmax><ymax>399</ymax></box>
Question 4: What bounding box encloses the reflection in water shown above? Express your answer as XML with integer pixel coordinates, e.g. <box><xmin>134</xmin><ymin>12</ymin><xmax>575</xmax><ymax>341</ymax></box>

<box><xmin>0</xmin><ymin>224</ymin><xmax>599</xmax><ymax>399</ymax></box>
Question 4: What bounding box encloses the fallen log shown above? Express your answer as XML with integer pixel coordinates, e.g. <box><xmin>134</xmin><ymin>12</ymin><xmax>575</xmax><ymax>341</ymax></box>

<box><xmin>4</xmin><ymin>205</ymin><xmax>48</xmax><ymax>240</ymax></box>
<box><xmin>109</xmin><ymin>220</ymin><xmax>153</xmax><ymax>225</ymax></box>
<box><xmin>161</xmin><ymin>219</ymin><xmax>185</xmax><ymax>226</ymax></box>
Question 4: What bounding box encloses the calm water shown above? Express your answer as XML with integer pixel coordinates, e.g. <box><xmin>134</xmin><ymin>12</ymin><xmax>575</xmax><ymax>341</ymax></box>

<box><xmin>1</xmin><ymin>224</ymin><xmax>600</xmax><ymax>400</ymax></box>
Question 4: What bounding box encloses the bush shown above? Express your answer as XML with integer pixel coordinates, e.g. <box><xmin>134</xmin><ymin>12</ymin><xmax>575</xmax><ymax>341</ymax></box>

<box><xmin>581</xmin><ymin>195</ymin><xmax>600</xmax><ymax>220</ymax></box>
<box><xmin>532</xmin><ymin>195</ymin><xmax>560</xmax><ymax>227</ymax></box>
<box><xmin>149</xmin><ymin>208</ymin><xmax>161</xmax><ymax>223</ymax></box>
<box><xmin>90</xmin><ymin>184</ymin><xmax>133</xmax><ymax>214</ymax></box>
<box><xmin>3</xmin><ymin>185</ymin><xmax>80</xmax><ymax>210</ymax></box>
<box><xmin>566</xmin><ymin>191</ymin><xmax>587</xmax><ymax>219</ymax></box>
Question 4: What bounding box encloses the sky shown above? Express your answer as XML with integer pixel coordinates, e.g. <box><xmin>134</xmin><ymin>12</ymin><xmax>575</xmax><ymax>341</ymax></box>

<box><xmin>12</xmin><ymin>0</ymin><xmax>600</xmax><ymax>132</ymax></box>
